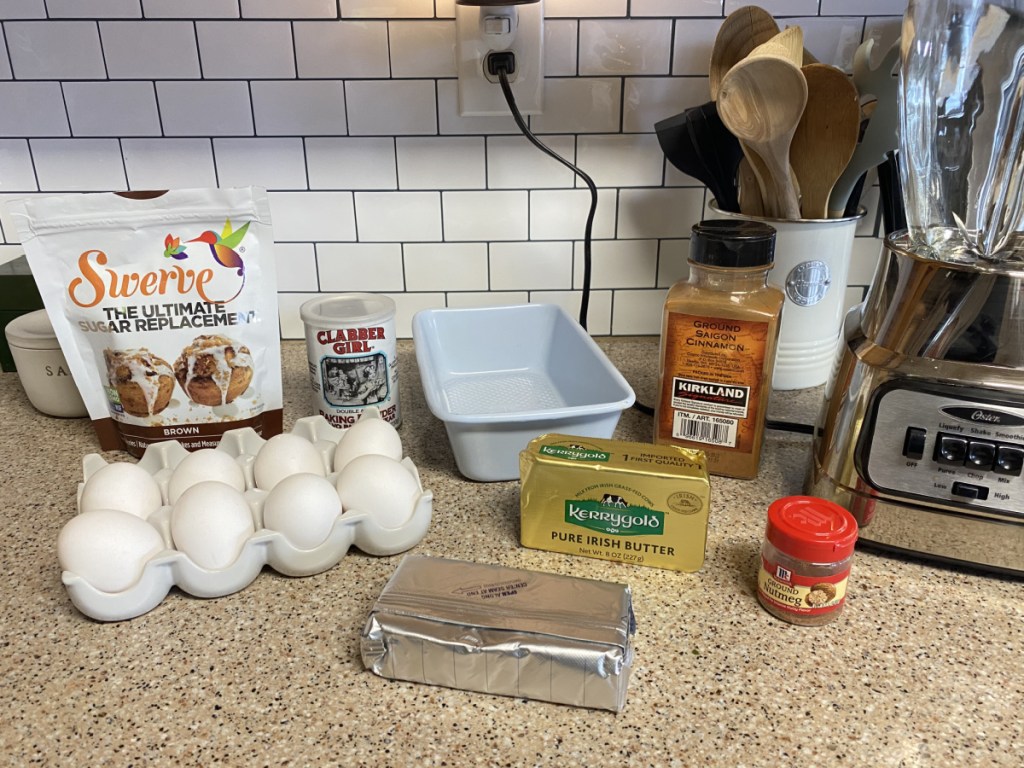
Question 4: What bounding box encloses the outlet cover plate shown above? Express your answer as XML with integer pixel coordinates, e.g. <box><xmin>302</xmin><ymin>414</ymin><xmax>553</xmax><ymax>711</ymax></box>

<box><xmin>456</xmin><ymin>3</ymin><xmax>544</xmax><ymax>117</ymax></box>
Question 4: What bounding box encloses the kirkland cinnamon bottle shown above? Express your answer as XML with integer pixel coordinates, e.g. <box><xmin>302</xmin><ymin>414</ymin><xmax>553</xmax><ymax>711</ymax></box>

<box><xmin>654</xmin><ymin>220</ymin><xmax>783</xmax><ymax>479</ymax></box>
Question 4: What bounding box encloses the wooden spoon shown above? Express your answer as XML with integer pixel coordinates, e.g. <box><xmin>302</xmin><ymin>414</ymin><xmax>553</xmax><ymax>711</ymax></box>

<box><xmin>718</xmin><ymin>56</ymin><xmax>808</xmax><ymax>219</ymax></box>
<box><xmin>790</xmin><ymin>63</ymin><xmax>860</xmax><ymax>219</ymax></box>
<box><xmin>746</xmin><ymin>26</ymin><xmax>804</xmax><ymax>68</ymax></box>
<box><xmin>709</xmin><ymin>5</ymin><xmax>779</xmax><ymax>100</ymax></box>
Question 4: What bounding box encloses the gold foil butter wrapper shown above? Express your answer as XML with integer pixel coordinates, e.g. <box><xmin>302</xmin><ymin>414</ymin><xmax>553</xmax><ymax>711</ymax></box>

<box><xmin>520</xmin><ymin>434</ymin><xmax>711</xmax><ymax>572</ymax></box>
<box><xmin>360</xmin><ymin>555</ymin><xmax>635</xmax><ymax>712</ymax></box>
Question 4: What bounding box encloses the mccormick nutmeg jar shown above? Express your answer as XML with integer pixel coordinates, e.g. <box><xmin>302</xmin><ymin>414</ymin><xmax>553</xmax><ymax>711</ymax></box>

<box><xmin>756</xmin><ymin>496</ymin><xmax>859</xmax><ymax>626</ymax></box>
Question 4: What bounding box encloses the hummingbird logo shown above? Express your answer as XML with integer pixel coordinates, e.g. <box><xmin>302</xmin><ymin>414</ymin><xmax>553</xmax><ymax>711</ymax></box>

<box><xmin>163</xmin><ymin>219</ymin><xmax>250</xmax><ymax>303</ymax></box>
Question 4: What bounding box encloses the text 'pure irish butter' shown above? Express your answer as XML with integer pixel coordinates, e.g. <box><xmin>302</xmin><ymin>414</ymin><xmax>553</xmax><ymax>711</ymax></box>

<box><xmin>519</xmin><ymin>434</ymin><xmax>711</xmax><ymax>572</ymax></box>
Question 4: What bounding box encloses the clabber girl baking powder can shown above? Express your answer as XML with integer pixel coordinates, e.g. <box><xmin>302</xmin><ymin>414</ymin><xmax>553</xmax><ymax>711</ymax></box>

<box><xmin>299</xmin><ymin>293</ymin><xmax>400</xmax><ymax>429</ymax></box>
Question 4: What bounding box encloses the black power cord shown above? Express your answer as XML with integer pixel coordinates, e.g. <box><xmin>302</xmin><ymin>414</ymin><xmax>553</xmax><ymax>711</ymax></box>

<box><xmin>494</xmin><ymin>59</ymin><xmax>595</xmax><ymax>332</ymax></box>
<box><xmin>492</xmin><ymin>54</ymin><xmax>809</xmax><ymax>434</ymax></box>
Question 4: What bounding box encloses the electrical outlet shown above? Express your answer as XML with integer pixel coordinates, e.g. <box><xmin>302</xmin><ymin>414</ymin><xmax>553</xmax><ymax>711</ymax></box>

<box><xmin>455</xmin><ymin>2</ymin><xmax>544</xmax><ymax>117</ymax></box>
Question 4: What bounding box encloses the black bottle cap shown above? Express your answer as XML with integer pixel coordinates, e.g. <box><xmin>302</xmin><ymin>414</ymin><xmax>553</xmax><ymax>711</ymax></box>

<box><xmin>689</xmin><ymin>219</ymin><xmax>776</xmax><ymax>268</ymax></box>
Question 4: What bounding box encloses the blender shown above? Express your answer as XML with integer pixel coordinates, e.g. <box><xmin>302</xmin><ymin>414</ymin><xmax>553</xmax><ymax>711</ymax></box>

<box><xmin>807</xmin><ymin>0</ymin><xmax>1024</xmax><ymax>573</ymax></box>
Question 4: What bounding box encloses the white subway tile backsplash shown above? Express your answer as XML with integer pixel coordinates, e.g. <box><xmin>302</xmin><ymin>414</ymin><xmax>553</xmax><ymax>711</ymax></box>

<box><xmin>0</xmin><ymin>1</ymin><xmax>45</xmax><ymax>19</ymax></box>
<box><xmin>391</xmin><ymin>291</ymin><xmax>444</xmax><ymax>336</ymax></box>
<box><xmin>342</xmin><ymin>0</ymin><xmax>434</xmax><ymax>19</ymax></box>
<box><xmin>0</xmin><ymin>33</ymin><xmax>10</xmax><ymax>79</ymax></box>
<box><xmin>397</xmin><ymin>136</ymin><xmax>484</xmax><ymax>190</ymax></box>
<box><xmin>0</xmin><ymin>10</ymin><xmax>888</xmax><ymax>337</ymax></box>
<box><xmin>30</xmin><ymin>138</ymin><xmax>126</xmax><ymax>191</ymax></box>
<box><xmin>197</xmin><ymin>21</ymin><xmax>295</xmax><ymax>78</ymax></box>
<box><xmin>389</xmin><ymin>20</ymin><xmax>456</xmax><ymax>78</ymax></box>
<box><xmin>157</xmin><ymin>82</ymin><xmax>253</xmax><ymax>136</ymax></box>
<box><xmin>632</xmin><ymin>0</ymin><xmax>723</xmax><ymax>15</ymax></box>
<box><xmin>276</xmin><ymin>292</ymin><xmax>309</xmax><ymax>339</ymax></box>
<box><xmin>6</xmin><ymin>21</ymin><xmax>106</xmax><ymax>79</ymax></box>
<box><xmin>529</xmin><ymin>188</ymin><xmax>616</xmax><ymax>240</ymax></box>
<box><xmin>656</xmin><ymin>239</ymin><xmax>688</xmax><ymax>287</ymax></box>
<box><xmin>530</xmin><ymin>78</ymin><xmax>622</xmax><ymax>134</ymax></box>
<box><xmin>442</xmin><ymin>190</ymin><xmax>527</xmax><ymax>242</ymax></box>
<box><xmin>121</xmin><ymin>138</ymin><xmax>217</xmax><ymax>189</ymax></box>
<box><xmin>403</xmin><ymin>242</ymin><xmax>488</xmax><ymax>292</ymax></box>
<box><xmin>789</xmin><ymin>17</ymin><xmax>866</xmax><ymax>70</ymax></box>
<box><xmin>544</xmin><ymin>20</ymin><xmax>578</xmax><ymax>77</ymax></box>
<box><xmin>270</xmin><ymin>191</ymin><xmax>356</xmax><ymax>241</ymax></box>
<box><xmin>274</xmin><ymin>243</ymin><xmax>319</xmax><ymax>291</ymax></box>
<box><xmin>579</xmin><ymin>19</ymin><xmax>672</xmax><ymax>76</ymax></box>
<box><xmin>573</xmin><ymin>238</ymin><xmax>658</xmax><ymax>289</ymax></box>
<box><xmin>618</xmin><ymin>187</ymin><xmax>705</xmax><ymax>238</ymax></box>
<box><xmin>0</xmin><ymin>83</ymin><xmax>69</xmax><ymax>136</ymax></box>
<box><xmin>214</xmin><ymin>138</ymin><xmax>308</xmax><ymax>190</ymax></box>
<box><xmin>317</xmin><ymin>242</ymin><xmax>405</xmax><ymax>292</ymax></box>
<box><xmin>822</xmin><ymin>0</ymin><xmax>905</xmax><ymax>14</ymax></box>
<box><xmin>487</xmin><ymin>135</ymin><xmax>576</xmax><ymax>190</ymax></box>
<box><xmin>251</xmin><ymin>81</ymin><xmax>348</xmax><ymax>136</ymax></box>
<box><xmin>294</xmin><ymin>21</ymin><xmax>390</xmax><ymax>78</ymax></box>
<box><xmin>346</xmin><ymin>81</ymin><xmax>438</xmax><ymax>136</ymax></box>
<box><xmin>436</xmin><ymin>81</ymin><xmax>519</xmax><ymax>136</ymax></box>
<box><xmin>242</xmin><ymin>0</ymin><xmax>338</xmax><ymax>18</ymax></box>
<box><xmin>47</xmin><ymin>0</ymin><xmax>140</xmax><ymax>17</ymax></box>
<box><xmin>546</xmin><ymin>0</ymin><xmax>628</xmax><ymax>17</ymax></box>
<box><xmin>306</xmin><ymin>137</ymin><xmax>398</xmax><ymax>190</ymax></box>
<box><xmin>490</xmin><ymin>241</ymin><xmax>573</xmax><ymax>291</ymax></box>
<box><xmin>672</xmin><ymin>19</ymin><xmax>722</xmax><ymax>76</ymax></box>
<box><xmin>0</xmin><ymin>140</ymin><xmax>37</xmax><ymax>191</ymax></box>
<box><xmin>576</xmin><ymin>134</ymin><xmax>664</xmax><ymax>188</ymax></box>
<box><xmin>611</xmin><ymin>289</ymin><xmax>666</xmax><ymax>335</ymax></box>
<box><xmin>355</xmin><ymin>191</ymin><xmax>442</xmax><ymax>242</ymax></box>
<box><xmin>142</xmin><ymin>0</ymin><xmax>238</xmax><ymax>17</ymax></box>
<box><xmin>725</xmin><ymin>0</ymin><xmax>817</xmax><ymax>15</ymax></box>
<box><xmin>445</xmin><ymin>291</ymin><xmax>529</xmax><ymax>308</ymax></box>
<box><xmin>531</xmin><ymin>290</ymin><xmax>613</xmax><ymax>335</ymax></box>
<box><xmin>623</xmin><ymin>77</ymin><xmax>710</xmax><ymax>134</ymax></box>
<box><xmin>64</xmin><ymin>82</ymin><xmax>160</xmax><ymax>137</ymax></box>
<box><xmin>303</xmin><ymin>137</ymin><xmax>395</xmax><ymax>189</ymax></box>
<box><xmin>101</xmin><ymin>21</ymin><xmax>201</xmax><ymax>79</ymax></box>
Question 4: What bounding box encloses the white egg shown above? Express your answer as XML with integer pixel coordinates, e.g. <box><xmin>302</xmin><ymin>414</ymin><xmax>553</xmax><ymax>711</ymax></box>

<box><xmin>253</xmin><ymin>433</ymin><xmax>325</xmax><ymax>491</ymax></box>
<box><xmin>79</xmin><ymin>461</ymin><xmax>163</xmax><ymax>519</ymax></box>
<box><xmin>263</xmin><ymin>473</ymin><xmax>342</xmax><ymax>550</ymax></box>
<box><xmin>333</xmin><ymin>416</ymin><xmax>403</xmax><ymax>472</ymax></box>
<box><xmin>168</xmin><ymin>448</ymin><xmax>247</xmax><ymax>504</ymax></box>
<box><xmin>57</xmin><ymin>509</ymin><xmax>167</xmax><ymax>593</ymax></box>
<box><xmin>336</xmin><ymin>454</ymin><xmax>420</xmax><ymax>529</ymax></box>
<box><xmin>170</xmin><ymin>481</ymin><xmax>255</xmax><ymax>570</ymax></box>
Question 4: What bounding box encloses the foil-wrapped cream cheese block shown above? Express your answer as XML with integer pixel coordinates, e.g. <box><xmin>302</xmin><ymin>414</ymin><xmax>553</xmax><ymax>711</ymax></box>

<box><xmin>520</xmin><ymin>434</ymin><xmax>710</xmax><ymax>571</ymax></box>
<box><xmin>360</xmin><ymin>555</ymin><xmax>635</xmax><ymax>712</ymax></box>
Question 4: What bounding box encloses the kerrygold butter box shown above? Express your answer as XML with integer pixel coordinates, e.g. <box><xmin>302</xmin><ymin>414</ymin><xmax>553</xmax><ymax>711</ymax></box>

<box><xmin>520</xmin><ymin>434</ymin><xmax>710</xmax><ymax>572</ymax></box>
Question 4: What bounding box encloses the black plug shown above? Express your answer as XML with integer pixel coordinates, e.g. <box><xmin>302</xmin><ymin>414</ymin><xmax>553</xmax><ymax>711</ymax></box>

<box><xmin>486</xmin><ymin>51</ymin><xmax>516</xmax><ymax>78</ymax></box>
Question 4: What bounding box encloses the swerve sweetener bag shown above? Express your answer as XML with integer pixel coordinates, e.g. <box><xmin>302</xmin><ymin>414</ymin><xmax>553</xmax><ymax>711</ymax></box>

<box><xmin>9</xmin><ymin>188</ymin><xmax>283</xmax><ymax>457</ymax></box>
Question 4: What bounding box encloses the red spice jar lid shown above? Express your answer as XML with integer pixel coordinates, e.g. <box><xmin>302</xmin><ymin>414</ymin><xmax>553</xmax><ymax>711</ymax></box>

<box><xmin>764</xmin><ymin>496</ymin><xmax>859</xmax><ymax>563</ymax></box>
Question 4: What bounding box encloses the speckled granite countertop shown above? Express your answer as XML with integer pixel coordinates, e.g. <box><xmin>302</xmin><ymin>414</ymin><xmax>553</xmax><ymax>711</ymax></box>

<box><xmin>1</xmin><ymin>338</ymin><xmax>1021</xmax><ymax>767</ymax></box>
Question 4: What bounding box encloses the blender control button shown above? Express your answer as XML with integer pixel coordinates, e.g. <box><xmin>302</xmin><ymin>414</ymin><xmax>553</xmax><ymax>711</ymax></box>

<box><xmin>951</xmin><ymin>481</ymin><xmax>989</xmax><ymax>501</ymax></box>
<box><xmin>935</xmin><ymin>434</ymin><xmax>968</xmax><ymax>465</ymax></box>
<box><xmin>994</xmin><ymin>445</ymin><xmax>1024</xmax><ymax>476</ymax></box>
<box><xmin>902</xmin><ymin>427</ymin><xmax>927</xmax><ymax>460</ymax></box>
<box><xmin>966</xmin><ymin>440</ymin><xmax>996</xmax><ymax>470</ymax></box>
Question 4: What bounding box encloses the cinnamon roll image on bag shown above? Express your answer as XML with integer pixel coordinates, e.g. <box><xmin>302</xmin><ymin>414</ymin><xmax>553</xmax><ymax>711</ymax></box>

<box><xmin>174</xmin><ymin>334</ymin><xmax>254</xmax><ymax>407</ymax></box>
<box><xmin>9</xmin><ymin>188</ymin><xmax>284</xmax><ymax>457</ymax></box>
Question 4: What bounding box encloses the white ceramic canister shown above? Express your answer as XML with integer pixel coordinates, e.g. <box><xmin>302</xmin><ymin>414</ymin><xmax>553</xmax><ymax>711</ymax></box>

<box><xmin>710</xmin><ymin>203</ymin><xmax>866</xmax><ymax>390</ymax></box>
<box><xmin>299</xmin><ymin>294</ymin><xmax>400</xmax><ymax>429</ymax></box>
<box><xmin>4</xmin><ymin>309</ymin><xmax>88</xmax><ymax>418</ymax></box>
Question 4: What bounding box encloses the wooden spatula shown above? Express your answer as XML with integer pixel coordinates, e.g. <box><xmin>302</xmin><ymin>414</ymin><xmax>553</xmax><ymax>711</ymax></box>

<box><xmin>709</xmin><ymin>5</ymin><xmax>779</xmax><ymax>100</ymax></box>
<box><xmin>790</xmin><ymin>63</ymin><xmax>860</xmax><ymax>219</ymax></box>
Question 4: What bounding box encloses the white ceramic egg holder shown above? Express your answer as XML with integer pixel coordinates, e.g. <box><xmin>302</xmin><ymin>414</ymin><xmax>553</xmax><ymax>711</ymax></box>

<box><xmin>62</xmin><ymin>408</ymin><xmax>432</xmax><ymax>622</ymax></box>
